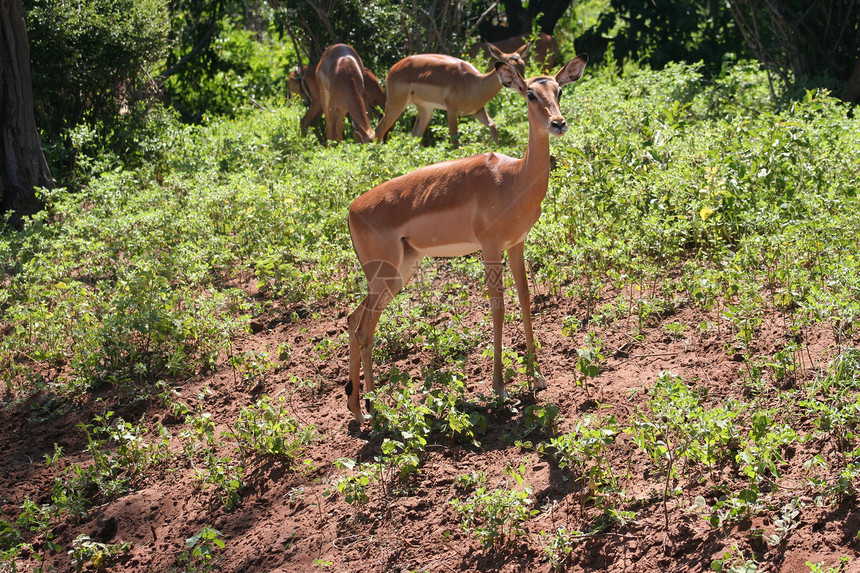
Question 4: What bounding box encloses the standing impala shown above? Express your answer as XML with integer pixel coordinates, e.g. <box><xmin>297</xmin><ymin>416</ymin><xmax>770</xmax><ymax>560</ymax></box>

<box><xmin>346</xmin><ymin>55</ymin><xmax>588</xmax><ymax>422</ymax></box>
<box><xmin>374</xmin><ymin>44</ymin><xmax>530</xmax><ymax>145</ymax></box>
<box><xmin>316</xmin><ymin>44</ymin><xmax>377</xmax><ymax>143</ymax></box>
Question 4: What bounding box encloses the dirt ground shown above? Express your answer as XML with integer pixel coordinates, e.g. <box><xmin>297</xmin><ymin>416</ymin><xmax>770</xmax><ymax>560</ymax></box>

<box><xmin>2</xmin><ymin>261</ymin><xmax>859</xmax><ymax>572</ymax></box>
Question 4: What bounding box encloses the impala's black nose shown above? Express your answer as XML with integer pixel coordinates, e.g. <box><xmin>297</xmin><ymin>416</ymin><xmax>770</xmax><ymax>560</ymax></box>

<box><xmin>551</xmin><ymin>118</ymin><xmax>568</xmax><ymax>134</ymax></box>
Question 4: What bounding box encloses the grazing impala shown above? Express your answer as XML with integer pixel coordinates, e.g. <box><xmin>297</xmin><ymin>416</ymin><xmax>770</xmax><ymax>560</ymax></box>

<box><xmin>374</xmin><ymin>44</ymin><xmax>530</xmax><ymax>145</ymax></box>
<box><xmin>300</xmin><ymin>63</ymin><xmax>385</xmax><ymax>139</ymax></box>
<box><xmin>315</xmin><ymin>44</ymin><xmax>378</xmax><ymax>143</ymax></box>
<box><xmin>346</xmin><ymin>55</ymin><xmax>588</xmax><ymax>422</ymax></box>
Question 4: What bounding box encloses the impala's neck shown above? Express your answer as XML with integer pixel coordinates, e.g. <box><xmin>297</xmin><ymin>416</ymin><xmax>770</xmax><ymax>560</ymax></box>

<box><xmin>476</xmin><ymin>70</ymin><xmax>504</xmax><ymax>102</ymax></box>
<box><xmin>518</xmin><ymin>108</ymin><xmax>553</xmax><ymax>203</ymax></box>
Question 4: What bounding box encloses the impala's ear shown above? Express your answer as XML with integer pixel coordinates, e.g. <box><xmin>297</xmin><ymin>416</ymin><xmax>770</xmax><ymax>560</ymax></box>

<box><xmin>517</xmin><ymin>41</ymin><xmax>532</xmax><ymax>59</ymax></box>
<box><xmin>495</xmin><ymin>62</ymin><xmax>526</xmax><ymax>95</ymax></box>
<box><xmin>486</xmin><ymin>43</ymin><xmax>505</xmax><ymax>61</ymax></box>
<box><xmin>555</xmin><ymin>54</ymin><xmax>588</xmax><ymax>87</ymax></box>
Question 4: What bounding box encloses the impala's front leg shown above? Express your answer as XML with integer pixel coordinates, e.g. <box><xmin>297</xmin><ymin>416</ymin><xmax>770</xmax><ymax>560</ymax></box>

<box><xmin>483</xmin><ymin>251</ymin><xmax>507</xmax><ymax>396</ymax></box>
<box><xmin>508</xmin><ymin>241</ymin><xmax>546</xmax><ymax>389</ymax></box>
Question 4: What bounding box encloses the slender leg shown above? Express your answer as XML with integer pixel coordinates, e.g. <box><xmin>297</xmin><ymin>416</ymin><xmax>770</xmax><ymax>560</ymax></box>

<box><xmin>473</xmin><ymin>107</ymin><xmax>499</xmax><ymax>144</ymax></box>
<box><xmin>333</xmin><ymin>108</ymin><xmax>347</xmax><ymax>142</ymax></box>
<box><xmin>483</xmin><ymin>249</ymin><xmax>506</xmax><ymax>395</ymax></box>
<box><xmin>508</xmin><ymin>241</ymin><xmax>546</xmax><ymax>389</ymax></box>
<box><xmin>375</xmin><ymin>88</ymin><xmax>409</xmax><ymax>143</ymax></box>
<box><xmin>446</xmin><ymin>108</ymin><xmax>461</xmax><ymax>144</ymax></box>
<box><xmin>320</xmin><ymin>89</ymin><xmax>333</xmax><ymax>141</ymax></box>
<box><xmin>412</xmin><ymin>106</ymin><xmax>434</xmax><ymax>139</ymax></box>
<box><xmin>300</xmin><ymin>98</ymin><xmax>321</xmax><ymax>136</ymax></box>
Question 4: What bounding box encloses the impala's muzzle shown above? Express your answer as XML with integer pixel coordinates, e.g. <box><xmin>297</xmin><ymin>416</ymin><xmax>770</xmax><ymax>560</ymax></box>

<box><xmin>550</xmin><ymin>118</ymin><xmax>568</xmax><ymax>135</ymax></box>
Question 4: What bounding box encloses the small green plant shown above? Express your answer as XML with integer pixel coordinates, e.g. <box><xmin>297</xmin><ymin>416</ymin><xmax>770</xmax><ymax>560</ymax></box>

<box><xmin>177</xmin><ymin>526</ymin><xmax>225</xmax><ymax>572</ymax></box>
<box><xmin>806</xmin><ymin>556</ymin><xmax>851</xmax><ymax>573</ymax></box>
<box><xmin>228</xmin><ymin>350</ymin><xmax>274</xmax><ymax>390</ymax></box>
<box><xmin>69</xmin><ymin>534</ymin><xmax>132</xmax><ymax>572</ymax></box>
<box><xmin>522</xmin><ymin>402</ymin><xmax>562</xmax><ymax>438</ymax></box>
<box><xmin>540</xmin><ymin>527</ymin><xmax>583</xmax><ymax>570</ymax></box>
<box><xmin>15</xmin><ymin>499</ymin><xmax>63</xmax><ymax>568</ymax></box>
<box><xmin>705</xmin><ymin>486</ymin><xmax>765</xmax><ymax>529</ymax></box>
<box><xmin>450</xmin><ymin>463</ymin><xmax>538</xmax><ymax>549</ymax></box>
<box><xmin>547</xmin><ymin>414</ymin><xmax>619</xmax><ymax>512</ymax></box>
<box><xmin>332</xmin><ymin>458</ymin><xmax>379</xmax><ymax>507</ymax></box>
<box><xmin>710</xmin><ymin>545</ymin><xmax>759</xmax><ymax>572</ymax></box>
<box><xmin>765</xmin><ymin>499</ymin><xmax>801</xmax><ymax>547</ymax></box>
<box><xmin>228</xmin><ymin>394</ymin><xmax>319</xmax><ymax>464</ymax></box>
<box><xmin>0</xmin><ymin>516</ymin><xmax>29</xmax><ymax>568</ymax></box>
<box><xmin>664</xmin><ymin>321</ymin><xmax>687</xmax><ymax>339</ymax></box>
<box><xmin>574</xmin><ymin>333</ymin><xmax>604</xmax><ymax>394</ymax></box>
<box><xmin>736</xmin><ymin>410</ymin><xmax>797</xmax><ymax>481</ymax></box>
<box><xmin>630</xmin><ymin>372</ymin><xmax>740</xmax><ymax>538</ymax></box>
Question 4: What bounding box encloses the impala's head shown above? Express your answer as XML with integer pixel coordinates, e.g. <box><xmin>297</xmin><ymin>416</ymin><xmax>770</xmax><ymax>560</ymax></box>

<box><xmin>496</xmin><ymin>54</ymin><xmax>588</xmax><ymax>137</ymax></box>
<box><xmin>486</xmin><ymin>42</ymin><xmax>529</xmax><ymax>76</ymax></box>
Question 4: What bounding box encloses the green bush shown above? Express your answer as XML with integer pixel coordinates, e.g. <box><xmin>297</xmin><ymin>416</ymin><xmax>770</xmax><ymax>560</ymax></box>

<box><xmin>25</xmin><ymin>0</ymin><xmax>170</xmax><ymax>184</ymax></box>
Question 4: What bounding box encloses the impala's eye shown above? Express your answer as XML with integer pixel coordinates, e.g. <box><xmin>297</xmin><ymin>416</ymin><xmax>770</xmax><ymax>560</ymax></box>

<box><xmin>557</xmin><ymin>89</ymin><xmax>563</xmax><ymax>102</ymax></box>
<box><xmin>527</xmin><ymin>90</ymin><xmax>536</xmax><ymax>101</ymax></box>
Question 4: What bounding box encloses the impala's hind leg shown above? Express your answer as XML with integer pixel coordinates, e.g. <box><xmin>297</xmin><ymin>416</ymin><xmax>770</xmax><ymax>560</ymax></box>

<box><xmin>412</xmin><ymin>106</ymin><xmax>434</xmax><ymax>139</ymax></box>
<box><xmin>346</xmin><ymin>242</ymin><xmax>421</xmax><ymax>422</ymax></box>
<box><xmin>473</xmin><ymin>107</ymin><xmax>499</xmax><ymax>144</ymax></box>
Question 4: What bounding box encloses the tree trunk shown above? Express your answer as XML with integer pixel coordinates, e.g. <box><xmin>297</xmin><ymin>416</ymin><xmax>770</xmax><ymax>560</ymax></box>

<box><xmin>1</xmin><ymin>0</ymin><xmax>52</xmax><ymax>224</ymax></box>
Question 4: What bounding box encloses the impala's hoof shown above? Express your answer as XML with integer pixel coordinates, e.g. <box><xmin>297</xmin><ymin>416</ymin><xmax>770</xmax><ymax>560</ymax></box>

<box><xmin>352</xmin><ymin>410</ymin><xmax>371</xmax><ymax>423</ymax></box>
<box><xmin>533</xmin><ymin>372</ymin><xmax>547</xmax><ymax>390</ymax></box>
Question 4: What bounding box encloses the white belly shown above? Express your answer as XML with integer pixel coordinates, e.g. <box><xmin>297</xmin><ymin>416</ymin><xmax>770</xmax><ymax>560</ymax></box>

<box><xmin>418</xmin><ymin>241</ymin><xmax>482</xmax><ymax>258</ymax></box>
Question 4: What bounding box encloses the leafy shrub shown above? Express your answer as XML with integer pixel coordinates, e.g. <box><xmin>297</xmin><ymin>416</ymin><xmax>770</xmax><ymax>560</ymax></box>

<box><xmin>229</xmin><ymin>395</ymin><xmax>319</xmax><ymax>463</ymax></box>
<box><xmin>26</xmin><ymin>0</ymin><xmax>170</xmax><ymax>184</ymax></box>
<box><xmin>165</xmin><ymin>22</ymin><xmax>293</xmax><ymax>123</ymax></box>
<box><xmin>451</xmin><ymin>463</ymin><xmax>538</xmax><ymax>549</ymax></box>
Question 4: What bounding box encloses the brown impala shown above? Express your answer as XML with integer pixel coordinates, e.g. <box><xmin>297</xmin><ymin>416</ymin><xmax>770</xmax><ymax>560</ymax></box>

<box><xmin>315</xmin><ymin>44</ymin><xmax>379</xmax><ymax>143</ymax></box>
<box><xmin>345</xmin><ymin>55</ymin><xmax>588</xmax><ymax>422</ymax></box>
<box><xmin>374</xmin><ymin>44</ymin><xmax>530</xmax><ymax>145</ymax></box>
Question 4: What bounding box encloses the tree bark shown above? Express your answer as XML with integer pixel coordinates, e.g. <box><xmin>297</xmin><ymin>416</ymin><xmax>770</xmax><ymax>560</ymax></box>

<box><xmin>1</xmin><ymin>0</ymin><xmax>52</xmax><ymax>224</ymax></box>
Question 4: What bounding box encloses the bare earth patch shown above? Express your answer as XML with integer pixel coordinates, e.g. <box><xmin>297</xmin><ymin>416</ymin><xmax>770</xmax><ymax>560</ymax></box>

<box><xmin>2</xmin><ymin>262</ymin><xmax>859</xmax><ymax>572</ymax></box>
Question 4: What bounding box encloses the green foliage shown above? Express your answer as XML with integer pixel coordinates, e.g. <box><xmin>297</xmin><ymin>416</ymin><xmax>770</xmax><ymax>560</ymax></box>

<box><xmin>522</xmin><ymin>403</ymin><xmax>562</xmax><ymax>439</ymax></box>
<box><xmin>165</xmin><ymin>20</ymin><xmax>293</xmax><ymax>123</ymax></box>
<box><xmin>574</xmin><ymin>332</ymin><xmax>604</xmax><ymax>393</ymax></box>
<box><xmin>806</xmin><ymin>556</ymin><xmax>852</xmax><ymax>573</ymax></box>
<box><xmin>369</xmin><ymin>368</ymin><xmax>487</xmax><ymax>449</ymax></box>
<box><xmin>177</xmin><ymin>526</ymin><xmax>225</xmax><ymax>572</ymax></box>
<box><xmin>547</xmin><ymin>414</ymin><xmax>619</xmax><ymax>507</ymax></box>
<box><xmin>229</xmin><ymin>395</ymin><xmax>319</xmax><ymax>462</ymax></box>
<box><xmin>273</xmin><ymin>0</ymin><xmax>404</xmax><ymax>71</ymax></box>
<box><xmin>630</xmin><ymin>372</ymin><xmax>740</xmax><ymax>477</ymax></box>
<box><xmin>25</xmin><ymin>0</ymin><xmax>170</xmax><ymax>185</ymax></box>
<box><xmin>451</xmin><ymin>463</ymin><xmax>539</xmax><ymax>549</ymax></box>
<box><xmin>332</xmin><ymin>457</ymin><xmax>378</xmax><ymax>507</ymax></box>
<box><xmin>69</xmin><ymin>534</ymin><xmax>132</xmax><ymax>572</ymax></box>
<box><xmin>540</xmin><ymin>526</ymin><xmax>583</xmax><ymax>570</ymax></box>
<box><xmin>711</xmin><ymin>545</ymin><xmax>760</xmax><ymax>573</ymax></box>
<box><xmin>577</xmin><ymin>0</ymin><xmax>747</xmax><ymax>73</ymax></box>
